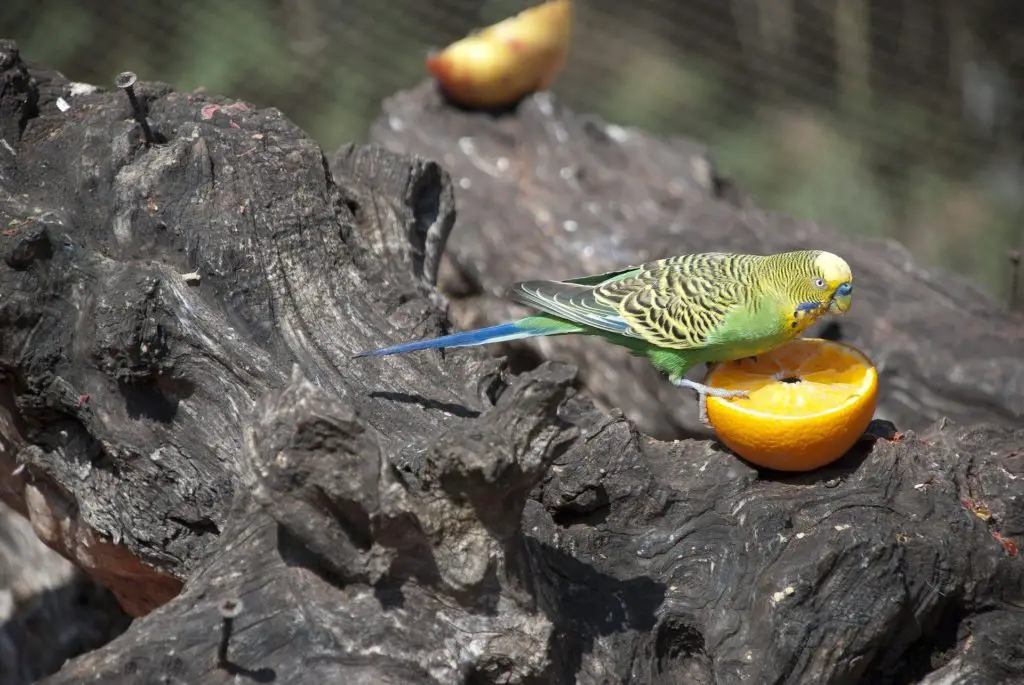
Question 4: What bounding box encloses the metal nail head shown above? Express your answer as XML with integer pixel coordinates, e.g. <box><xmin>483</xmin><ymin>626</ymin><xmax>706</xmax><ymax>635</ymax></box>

<box><xmin>115</xmin><ymin>71</ymin><xmax>154</xmax><ymax>147</ymax></box>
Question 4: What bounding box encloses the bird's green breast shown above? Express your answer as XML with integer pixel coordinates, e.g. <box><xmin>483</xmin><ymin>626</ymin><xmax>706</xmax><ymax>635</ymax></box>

<box><xmin>643</xmin><ymin>295</ymin><xmax>800</xmax><ymax>383</ymax></box>
<box><xmin>695</xmin><ymin>295</ymin><xmax>793</xmax><ymax>362</ymax></box>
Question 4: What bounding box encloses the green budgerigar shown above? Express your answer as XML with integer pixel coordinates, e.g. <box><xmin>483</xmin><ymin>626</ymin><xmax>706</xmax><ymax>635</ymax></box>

<box><xmin>354</xmin><ymin>250</ymin><xmax>854</xmax><ymax>425</ymax></box>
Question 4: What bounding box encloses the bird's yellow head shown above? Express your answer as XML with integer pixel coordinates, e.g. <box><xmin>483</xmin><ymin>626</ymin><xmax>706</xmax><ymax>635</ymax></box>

<box><xmin>813</xmin><ymin>251</ymin><xmax>854</xmax><ymax>315</ymax></box>
<box><xmin>772</xmin><ymin>250</ymin><xmax>854</xmax><ymax>320</ymax></box>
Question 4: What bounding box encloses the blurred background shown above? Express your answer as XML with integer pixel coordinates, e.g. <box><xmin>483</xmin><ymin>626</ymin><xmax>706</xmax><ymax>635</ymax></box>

<box><xmin>4</xmin><ymin>0</ymin><xmax>1024</xmax><ymax>301</ymax></box>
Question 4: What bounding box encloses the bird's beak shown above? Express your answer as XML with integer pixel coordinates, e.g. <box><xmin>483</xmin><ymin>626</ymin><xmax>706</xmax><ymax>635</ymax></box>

<box><xmin>830</xmin><ymin>292</ymin><xmax>852</xmax><ymax>315</ymax></box>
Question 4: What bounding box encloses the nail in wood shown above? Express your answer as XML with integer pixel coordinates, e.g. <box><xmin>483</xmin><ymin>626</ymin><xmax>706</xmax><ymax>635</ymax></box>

<box><xmin>216</xmin><ymin>598</ymin><xmax>244</xmax><ymax>666</ymax></box>
<box><xmin>115</xmin><ymin>71</ymin><xmax>153</xmax><ymax>147</ymax></box>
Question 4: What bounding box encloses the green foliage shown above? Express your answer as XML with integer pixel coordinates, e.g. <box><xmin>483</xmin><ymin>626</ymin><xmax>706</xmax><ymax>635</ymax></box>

<box><xmin>174</xmin><ymin>0</ymin><xmax>294</xmax><ymax>96</ymax></box>
<box><xmin>16</xmin><ymin>1</ymin><xmax>97</xmax><ymax>67</ymax></box>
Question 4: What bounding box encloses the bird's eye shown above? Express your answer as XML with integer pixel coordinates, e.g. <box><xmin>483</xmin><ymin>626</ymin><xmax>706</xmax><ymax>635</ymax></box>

<box><xmin>813</xmin><ymin>278</ymin><xmax>827</xmax><ymax>289</ymax></box>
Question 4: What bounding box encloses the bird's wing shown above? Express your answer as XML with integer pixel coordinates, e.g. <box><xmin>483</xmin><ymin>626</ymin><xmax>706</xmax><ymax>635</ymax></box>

<box><xmin>590</xmin><ymin>253</ymin><xmax>760</xmax><ymax>349</ymax></box>
<box><xmin>507</xmin><ymin>277</ymin><xmax>639</xmax><ymax>337</ymax></box>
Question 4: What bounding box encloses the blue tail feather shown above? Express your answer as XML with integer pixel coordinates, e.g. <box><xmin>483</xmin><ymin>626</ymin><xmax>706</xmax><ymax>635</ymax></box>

<box><xmin>352</xmin><ymin>321</ymin><xmax>543</xmax><ymax>358</ymax></box>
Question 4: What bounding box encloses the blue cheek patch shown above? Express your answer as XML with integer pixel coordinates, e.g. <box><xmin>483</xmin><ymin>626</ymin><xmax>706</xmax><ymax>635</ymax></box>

<box><xmin>796</xmin><ymin>301</ymin><xmax>820</xmax><ymax>313</ymax></box>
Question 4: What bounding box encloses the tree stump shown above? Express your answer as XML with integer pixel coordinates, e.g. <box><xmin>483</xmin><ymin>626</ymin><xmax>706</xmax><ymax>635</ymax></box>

<box><xmin>0</xmin><ymin>43</ymin><xmax>1021</xmax><ymax>685</ymax></box>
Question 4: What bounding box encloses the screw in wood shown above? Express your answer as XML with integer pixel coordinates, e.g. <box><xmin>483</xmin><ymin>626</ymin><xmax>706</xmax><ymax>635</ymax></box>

<box><xmin>216</xmin><ymin>597</ymin><xmax>244</xmax><ymax>667</ymax></box>
<box><xmin>114</xmin><ymin>71</ymin><xmax>153</xmax><ymax>147</ymax></box>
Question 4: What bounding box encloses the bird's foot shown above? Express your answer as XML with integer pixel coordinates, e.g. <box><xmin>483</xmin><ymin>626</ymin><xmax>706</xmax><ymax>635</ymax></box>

<box><xmin>672</xmin><ymin>378</ymin><xmax>750</xmax><ymax>428</ymax></box>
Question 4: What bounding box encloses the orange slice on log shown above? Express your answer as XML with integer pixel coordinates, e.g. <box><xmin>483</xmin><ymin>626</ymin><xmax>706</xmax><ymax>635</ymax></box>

<box><xmin>704</xmin><ymin>338</ymin><xmax>879</xmax><ymax>472</ymax></box>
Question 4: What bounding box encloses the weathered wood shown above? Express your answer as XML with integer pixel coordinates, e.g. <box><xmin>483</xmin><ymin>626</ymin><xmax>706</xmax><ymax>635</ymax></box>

<box><xmin>369</xmin><ymin>80</ymin><xmax>1024</xmax><ymax>440</ymax></box>
<box><xmin>0</xmin><ymin>43</ymin><xmax>1022</xmax><ymax>685</ymax></box>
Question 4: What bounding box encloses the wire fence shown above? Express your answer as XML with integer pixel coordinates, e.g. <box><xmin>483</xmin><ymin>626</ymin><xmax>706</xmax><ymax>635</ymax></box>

<box><xmin>4</xmin><ymin>0</ymin><xmax>1023</xmax><ymax>300</ymax></box>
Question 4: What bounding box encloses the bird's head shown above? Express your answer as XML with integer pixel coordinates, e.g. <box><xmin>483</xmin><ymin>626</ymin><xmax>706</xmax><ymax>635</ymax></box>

<box><xmin>783</xmin><ymin>250</ymin><xmax>854</xmax><ymax>318</ymax></box>
<box><xmin>816</xmin><ymin>251</ymin><xmax>854</xmax><ymax>315</ymax></box>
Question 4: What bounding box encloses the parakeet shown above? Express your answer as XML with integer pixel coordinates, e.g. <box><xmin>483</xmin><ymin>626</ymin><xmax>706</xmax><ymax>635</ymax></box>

<box><xmin>354</xmin><ymin>250</ymin><xmax>854</xmax><ymax>426</ymax></box>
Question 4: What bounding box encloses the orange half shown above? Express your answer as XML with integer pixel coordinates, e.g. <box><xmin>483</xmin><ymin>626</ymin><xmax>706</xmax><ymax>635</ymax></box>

<box><xmin>703</xmin><ymin>337</ymin><xmax>878</xmax><ymax>472</ymax></box>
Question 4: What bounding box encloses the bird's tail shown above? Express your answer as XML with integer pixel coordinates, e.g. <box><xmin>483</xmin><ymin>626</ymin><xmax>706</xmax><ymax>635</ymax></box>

<box><xmin>351</xmin><ymin>316</ymin><xmax>583</xmax><ymax>358</ymax></box>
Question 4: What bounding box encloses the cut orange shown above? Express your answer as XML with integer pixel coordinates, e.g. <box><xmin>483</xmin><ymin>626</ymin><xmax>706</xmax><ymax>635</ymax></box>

<box><xmin>703</xmin><ymin>338</ymin><xmax>878</xmax><ymax>472</ymax></box>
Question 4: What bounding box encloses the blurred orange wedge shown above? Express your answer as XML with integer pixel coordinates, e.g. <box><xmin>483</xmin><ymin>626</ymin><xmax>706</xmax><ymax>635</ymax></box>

<box><xmin>704</xmin><ymin>338</ymin><xmax>878</xmax><ymax>472</ymax></box>
<box><xmin>426</xmin><ymin>0</ymin><xmax>572</xmax><ymax>109</ymax></box>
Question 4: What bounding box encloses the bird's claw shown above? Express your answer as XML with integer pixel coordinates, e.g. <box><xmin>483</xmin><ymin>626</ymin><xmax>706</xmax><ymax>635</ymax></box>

<box><xmin>671</xmin><ymin>378</ymin><xmax>750</xmax><ymax>428</ymax></box>
<box><xmin>697</xmin><ymin>389</ymin><xmax>750</xmax><ymax>427</ymax></box>
<box><xmin>699</xmin><ymin>393</ymin><xmax>712</xmax><ymax>428</ymax></box>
